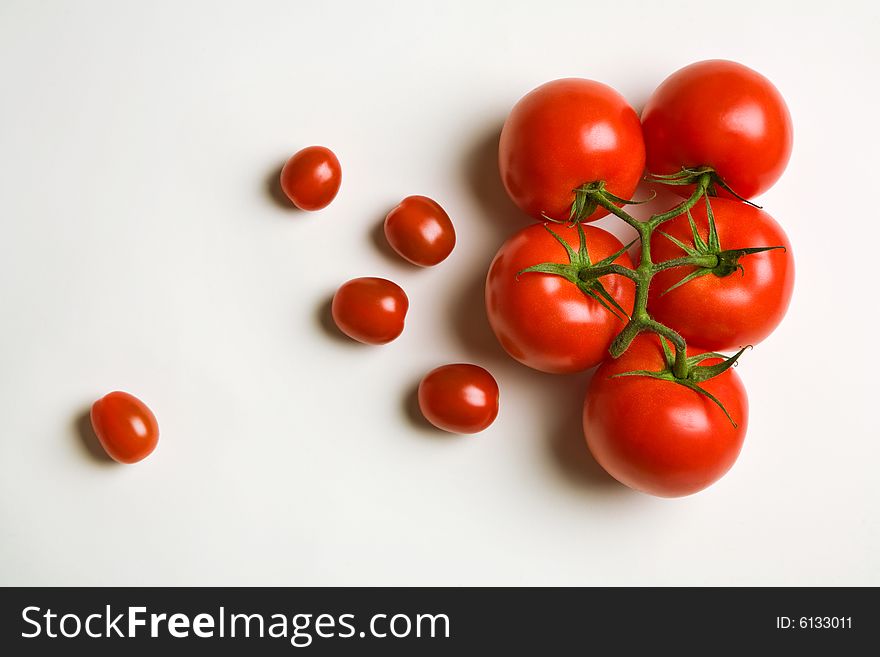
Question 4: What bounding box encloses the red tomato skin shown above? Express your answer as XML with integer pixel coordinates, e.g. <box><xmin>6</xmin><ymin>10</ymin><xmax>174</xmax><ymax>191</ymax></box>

<box><xmin>280</xmin><ymin>146</ymin><xmax>342</xmax><ymax>211</ymax></box>
<box><xmin>418</xmin><ymin>364</ymin><xmax>499</xmax><ymax>434</ymax></box>
<box><xmin>642</xmin><ymin>60</ymin><xmax>792</xmax><ymax>199</ymax></box>
<box><xmin>648</xmin><ymin>198</ymin><xmax>795</xmax><ymax>352</ymax></box>
<box><xmin>583</xmin><ymin>336</ymin><xmax>748</xmax><ymax>497</ymax></box>
<box><xmin>384</xmin><ymin>196</ymin><xmax>456</xmax><ymax>266</ymax></box>
<box><xmin>90</xmin><ymin>391</ymin><xmax>159</xmax><ymax>464</ymax></box>
<box><xmin>486</xmin><ymin>224</ymin><xmax>635</xmax><ymax>373</ymax></box>
<box><xmin>499</xmin><ymin>78</ymin><xmax>646</xmax><ymax>222</ymax></box>
<box><xmin>331</xmin><ymin>277</ymin><xmax>408</xmax><ymax>345</ymax></box>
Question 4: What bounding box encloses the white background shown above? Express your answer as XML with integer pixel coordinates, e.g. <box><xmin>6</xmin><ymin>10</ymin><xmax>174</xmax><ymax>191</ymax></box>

<box><xmin>1</xmin><ymin>0</ymin><xmax>878</xmax><ymax>586</ymax></box>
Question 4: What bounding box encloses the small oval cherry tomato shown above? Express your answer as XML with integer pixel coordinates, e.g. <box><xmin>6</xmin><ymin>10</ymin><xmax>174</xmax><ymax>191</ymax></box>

<box><xmin>583</xmin><ymin>335</ymin><xmax>748</xmax><ymax>497</ymax></box>
<box><xmin>280</xmin><ymin>146</ymin><xmax>342</xmax><ymax>211</ymax></box>
<box><xmin>499</xmin><ymin>78</ymin><xmax>646</xmax><ymax>222</ymax></box>
<box><xmin>90</xmin><ymin>391</ymin><xmax>159</xmax><ymax>464</ymax></box>
<box><xmin>641</xmin><ymin>60</ymin><xmax>792</xmax><ymax>199</ymax></box>
<box><xmin>331</xmin><ymin>277</ymin><xmax>408</xmax><ymax>345</ymax></box>
<box><xmin>418</xmin><ymin>364</ymin><xmax>499</xmax><ymax>434</ymax></box>
<box><xmin>384</xmin><ymin>195</ymin><xmax>456</xmax><ymax>266</ymax></box>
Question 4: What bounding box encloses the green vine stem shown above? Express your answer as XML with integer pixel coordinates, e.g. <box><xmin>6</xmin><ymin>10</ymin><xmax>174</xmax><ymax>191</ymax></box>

<box><xmin>519</xmin><ymin>169</ymin><xmax>780</xmax><ymax>423</ymax></box>
<box><xmin>576</xmin><ymin>173</ymin><xmax>711</xmax><ymax>379</ymax></box>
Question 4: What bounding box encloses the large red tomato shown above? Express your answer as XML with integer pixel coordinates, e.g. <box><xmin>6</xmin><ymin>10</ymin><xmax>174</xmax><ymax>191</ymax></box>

<box><xmin>499</xmin><ymin>78</ymin><xmax>646</xmax><ymax>222</ymax></box>
<box><xmin>583</xmin><ymin>335</ymin><xmax>748</xmax><ymax>497</ymax></box>
<box><xmin>485</xmin><ymin>223</ymin><xmax>635</xmax><ymax>373</ymax></box>
<box><xmin>641</xmin><ymin>60</ymin><xmax>792</xmax><ymax>199</ymax></box>
<box><xmin>648</xmin><ymin>198</ymin><xmax>794</xmax><ymax>352</ymax></box>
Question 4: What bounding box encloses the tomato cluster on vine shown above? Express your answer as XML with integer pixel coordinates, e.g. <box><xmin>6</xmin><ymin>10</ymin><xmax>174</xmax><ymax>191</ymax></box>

<box><xmin>491</xmin><ymin>59</ymin><xmax>794</xmax><ymax>496</ymax></box>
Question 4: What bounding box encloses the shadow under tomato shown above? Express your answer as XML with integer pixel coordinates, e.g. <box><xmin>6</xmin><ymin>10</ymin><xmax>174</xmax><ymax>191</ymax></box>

<box><xmin>450</xmin><ymin>122</ymin><xmax>526</xmax><ymax>367</ymax></box>
<box><xmin>447</xmin><ymin>268</ymin><xmax>509</xmax><ymax>368</ymax></box>
<box><xmin>400</xmin><ymin>378</ymin><xmax>453</xmax><ymax>437</ymax></box>
<box><xmin>72</xmin><ymin>408</ymin><xmax>115</xmax><ymax>465</ymax></box>
<box><xmin>314</xmin><ymin>295</ymin><xmax>361</xmax><ymax>347</ymax></box>
<box><xmin>462</xmin><ymin>121</ymin><xmax>528</xmax><ymax>233</ymax></box>
<box><xmin>545</xmin><ymin>371</ymin><xmax>622</xmax><ymax>492</ymax></box>
<box><xmin>454</xmin><ymin>124</ymin><xmax>628</xmax><ymax>493</ymax></box>
<box><xmin>370</xmin><ymin>215</ymin><xmax>396</xmax><ymax>263</ymax></box>
<box><xmin>368</xmin><ymin>211</ymin><xmax>418</xmax><ymax>270</ymax></box>
<box><xmin>264</xmin><ymin>161</ymin><xmax>299</xmax><ymax>212</ymax></box>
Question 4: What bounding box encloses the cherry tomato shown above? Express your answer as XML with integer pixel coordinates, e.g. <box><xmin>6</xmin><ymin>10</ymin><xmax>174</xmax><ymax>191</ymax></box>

<box><xmin>280</xmin><ymin>146</ymin><xmax>342</xmax><ymax>211</ymax></box>
<box><xmin>485</xmin><ymin>223</ymin><xmax>635</xmax><ymax>373</ymax></box>
<box><xmin>583</xmin><ymin>335</ymin><xmax>748</xmax><ymax>497</ymax></box>
<box><xmin>499</xmin><ymin>78</ymin><xmax>645</xmax><ymax>222</ymax></box>
<box><xmin>331</xmin><ymin>277</ymin><xmax>408</xmax><ymax>345</ymax></box>
<box><xmin>648</xmin><ymin>198</ymin><xmax>794</xmax><ymax>352</ymax></box>
<box><xmin>90</xmin><ymin>391</ymin><xmax>159</xmax><ymax>464</ymax></box>
<box><xmin>641</xmin><ymin>60</ymin><xmax>792</xmax><ymax>199</ymax></box>
<box><xmin>418</xmin><ymin>364</ymin><xmax>499</xmax><ymax>434</ymax></box>
<box><xmin>384</xmin><ymin>195</ymin><xmax>456</xmax><ymax>266</ymax></box>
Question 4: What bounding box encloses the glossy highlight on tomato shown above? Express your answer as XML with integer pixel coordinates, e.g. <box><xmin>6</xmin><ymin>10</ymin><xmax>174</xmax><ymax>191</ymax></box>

<box><xmin>584</xmin><ymin>335</ymin><xmax>748</xmax><ymax>497</ymax></box>
<box><xmin>384</xmin><ymin>195</ymin><xmax>455</xmax><ymax>266</ymax></box>
<box><xmin>280</xmin><ymin>146</ymin><xmax>342</xmax><ymax>211</ymax></box>
<box><xmin>90</xmin><ymin>391</ymin><xmax>159</xmax><ymax>464</ymax></box>
<box><xmin>648</xmin><ymin>198</ymin><xmax>795</xmax><ymax>351</ymax></box>
<box><xmin>486</xmin><ymin>223</ymin><xmax>635</xmax><ymax>373</ymax></box>
<box><xmin>499</xmin><ymin>78</ymin><xmax>645</xmax><ymax>222</ymax></box>
<box><xmin>418</xmin><ymin>364</ymin><xmax>499</xmax><ymax>434</ymax></box>
<box><xmin>642</xmin><ymin>60</ymin><xmax>792</xmax><ymax>199</ymax></box>
<box><xmin>331</xmin><ymin>277</ymin><xmax>408</xmax><ymax>345</ymax></box>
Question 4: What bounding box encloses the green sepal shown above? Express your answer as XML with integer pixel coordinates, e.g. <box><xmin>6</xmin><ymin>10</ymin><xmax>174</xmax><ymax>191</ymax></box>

<box><xmin>660</xmin><ymin>267</ymin><xmax>714</xmax><ymax>296</ymax></box>
<box><xmin>645</xmin><ymin>166</ymin><xmax>716</xmax><ymax>181</ymax></box>
<box><xmin>517</xmin><ymin>223</ymin><xmax>632</xmax><ymax>321</ymax></box>
<box><xmin>657</xmin><ymin>230</ymin><xmax>699</xmax><ymax>256</ymax></box>
<box><xmin>583</xmin><ymin>279</ymin><xmax>629</xmax><ymax>322</ymax></box>
<box><xmin>569</xmin><ymin>190</ymin><xmax>599</xmax><ymax>224</ymax></box>
<box><xmin>714</xmin><ymin>246</ymin><xmax>787</xmax><ymax>278</ymax></box>
<box><xmin>597</xmin><ymin>188</ymin><xmax>656</xmax><ymax>207</ymax></box>
<box><xmin>644</xmin><ymin>166</ymin><xmax>716</xmax><ymax>186</ymax></box>
<box><xmin>703</xmin><ymin>197</ymin><xmax>721</xmax><ymax>251</ymax></box>
<box><xmin>687</xmin><ymin>346</ymin><xmax>750</xmax><ymax>383</ymax></box>
<box><xmin>610</xmin><ymin>344</ymin><xmax>750</xmax><ymax>426</ymax></box>
<box><xmin>646</xmin><ymin>166</ymin><xmax>762</xmax><ymax>209</ymax></box>
<box><xmin>685</xmin><ymin>351</ymin><xmax>729</xmax><ymax>365</ymax></box>
<box><xmin>658</xmin><ymin>195</ymin><xmax>785</xmax><ymax>293</ymax></box>
<box><xmin>594</xmin><ymin>237</ymin><xmax>639</xmax><ymax>268</ymax></box>
<box><xmin>517</xmin><ymin>262</ymin><xmax>579</xmax><ymax>281</ymax></box>
<box><xmin>568</xmin><ymin>181</ymin><xmax>654</xmax><ymax>223</ymax></box>
<box><xmin>546</xmin><ymin>224</ymin><xmax>580</xmax><ymax>262</ymax></box>
<box><xmin>707</xmin><ymin>176</ymin><xmax>762</xmax><ymax>209</ymax></box>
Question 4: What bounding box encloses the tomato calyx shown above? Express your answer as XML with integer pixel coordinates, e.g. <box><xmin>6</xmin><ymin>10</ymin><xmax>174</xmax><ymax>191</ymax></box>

<box><xmin>655</xmin><ymin>197</ymin><xmax>786</xmax><ymax>295</ymax></box>
<box><xmin>518</xmin><ymin>222</ymin><xmax>636</xmax><ymax>321</ymax></box>
<box><xmin>612</xmin><ymin>339</ymin><xmax>750</xmax><ymax>426</ymax></box>
<box><xmin>646</xmin><ymin>166</ymin><xmax>761</xmax><ymax>208</ymax></box>
<box><xmin>567</xmin><ymin>180</ymin><xmax>654</xmax><ymax>225</ymax></box>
